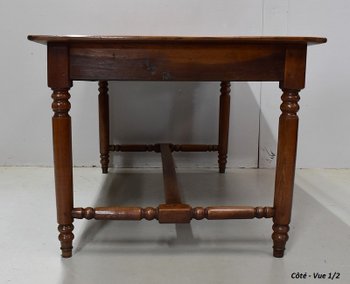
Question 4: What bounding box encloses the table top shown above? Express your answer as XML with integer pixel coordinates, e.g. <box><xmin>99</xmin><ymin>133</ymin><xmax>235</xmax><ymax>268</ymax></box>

<box><xmin>27</xmin><ymin>35</ymin><xmax>327</xmax><ymax>45</ymax></box>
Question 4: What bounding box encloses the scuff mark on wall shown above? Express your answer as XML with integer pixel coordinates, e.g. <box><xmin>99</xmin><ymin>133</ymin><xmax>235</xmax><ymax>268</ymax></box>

<box><xmin>262</xmin><ymin>146</ymin><xmax>276</xmax><ymax>166</ymax></box>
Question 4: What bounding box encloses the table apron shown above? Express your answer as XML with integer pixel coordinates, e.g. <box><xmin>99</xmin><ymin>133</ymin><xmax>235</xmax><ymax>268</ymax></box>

<box><xmin>69</xmin><ymin>45</ymin><xmax>285</xmax><ymax>81</ymax></box>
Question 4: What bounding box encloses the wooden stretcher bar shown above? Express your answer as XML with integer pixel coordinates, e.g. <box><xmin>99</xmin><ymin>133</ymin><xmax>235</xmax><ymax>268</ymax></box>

<box><xmin>72</xmin><ymin>206</ymin><xmax>274</xmax><ymax>221</ymax></box>
<box><xmin>109</xmin><ymin>143</ymin><xmax>218</xmax><ymax>152</ymax></box>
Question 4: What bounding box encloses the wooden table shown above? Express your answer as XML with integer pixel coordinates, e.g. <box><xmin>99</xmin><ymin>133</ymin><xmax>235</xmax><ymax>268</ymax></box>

<box><xmin>28</xmin><ymin>35</ymin><xmax>326</xmax><ymax>258</ymax></box>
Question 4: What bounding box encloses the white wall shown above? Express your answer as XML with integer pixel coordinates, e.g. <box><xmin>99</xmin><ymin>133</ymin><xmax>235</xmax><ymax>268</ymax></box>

<box><xmin>0</xmin><ymin>0</ymin><xmax>348</xmax><ymax>168</ymax></box>
<box><xmin>259</xmin><ymin>0</ymin><xmax>350</xmax><ymax>168</ymax></box>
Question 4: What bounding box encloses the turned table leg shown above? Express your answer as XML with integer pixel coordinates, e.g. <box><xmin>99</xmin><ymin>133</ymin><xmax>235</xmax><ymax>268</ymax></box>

<box><xmin>98</xmin><ymin>81</ymin><xmax>110</xmax><ymax>173</ymax></box>
<box><xmin>272</xmin><ymin>88</ymin><xmax>300</xmax><ymax>257</ymax></box>
<box><xmin>51</xmin><ymin>88</ymin><xmax>74</xmax><ymax>258</ymax></box>
<box><xmin>48</xmin><ymin>44</ymin><xmax>75</xmax><ymax>257</ymax></box>
<box><xmin>218</xmin><ymin>81</ymin><xmax>231</xmax><ymax>173</ymax></box>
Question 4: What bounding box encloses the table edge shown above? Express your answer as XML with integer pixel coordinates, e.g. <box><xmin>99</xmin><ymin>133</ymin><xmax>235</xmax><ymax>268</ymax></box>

<box><xmin>27</xmin><ymin>35</ymin><xmax>327</xmax><ymax>45</ymax></box>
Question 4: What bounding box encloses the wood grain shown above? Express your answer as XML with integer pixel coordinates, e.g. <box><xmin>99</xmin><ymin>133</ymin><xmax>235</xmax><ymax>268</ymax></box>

<box><xmin>72</xmin><ymin>206</ymin><xmax>275</xmax><ymax>221</ymax></box>
<box><xmin>69</xmin><ymin>44</ymin><xmax>286</xmax><ymax>81</ymax></box>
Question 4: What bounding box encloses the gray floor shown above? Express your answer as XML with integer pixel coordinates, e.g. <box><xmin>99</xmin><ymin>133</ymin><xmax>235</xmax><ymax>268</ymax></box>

<box><xmin>1</xmin><ymin>167</ymin><xmax>349</xmax><ymax>283</ymax></box>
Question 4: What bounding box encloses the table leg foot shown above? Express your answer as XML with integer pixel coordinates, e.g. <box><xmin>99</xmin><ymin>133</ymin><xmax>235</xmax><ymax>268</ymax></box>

<box><xmin>58</xmin><ymin>224</ymin><xmax>74</xmax><ymax>258</ymax></box>
<box><xmin>100</xmin><ymin>156</ymin><xmax>109</xmax><ymax>174</ymax></box>
<box><xmin>218</xmin><ymin>159</ymin><xmax>227</xmax><ymax>173</ymax></box>
<box><xmin>272</xmin><ymin>224</ymin><xmax>289</xmax><ymax>258</ymax></box>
